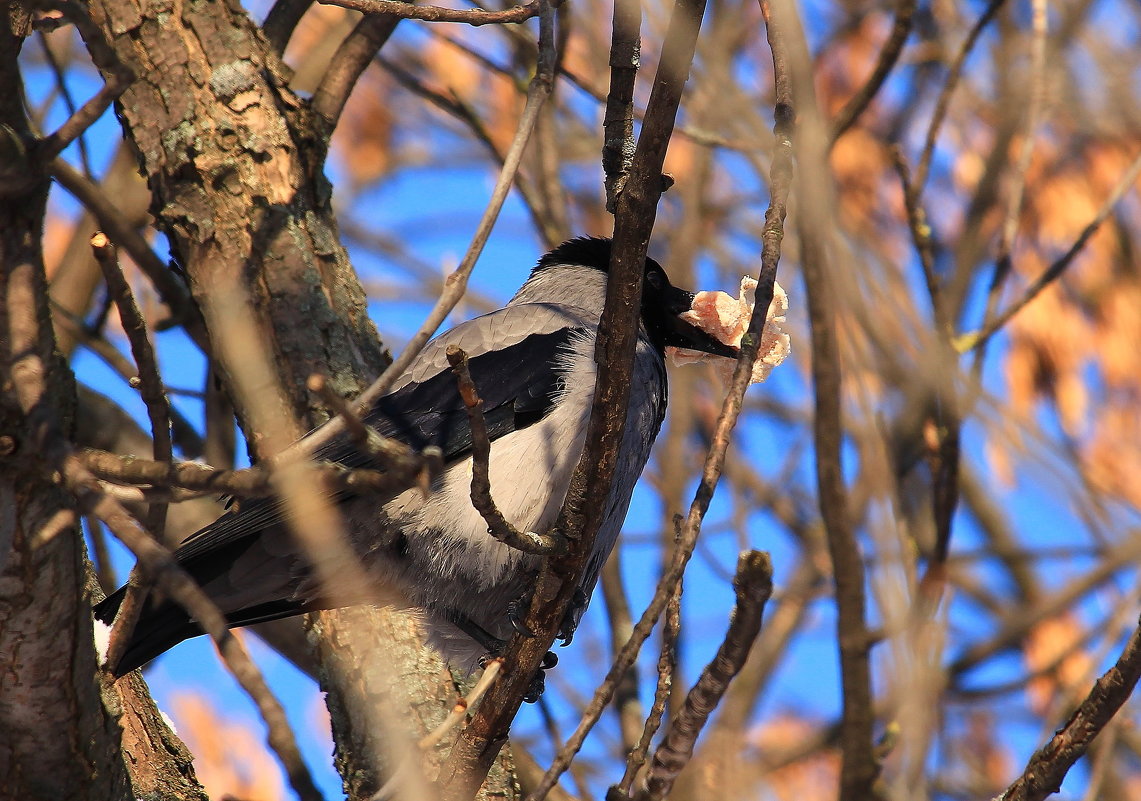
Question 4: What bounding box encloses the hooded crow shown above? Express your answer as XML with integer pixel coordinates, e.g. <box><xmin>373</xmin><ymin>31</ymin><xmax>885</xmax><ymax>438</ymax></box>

<box><xmin>95</xmin><ymin>236</ymin><xmax>739</xmax><ymax>679</ymax></box>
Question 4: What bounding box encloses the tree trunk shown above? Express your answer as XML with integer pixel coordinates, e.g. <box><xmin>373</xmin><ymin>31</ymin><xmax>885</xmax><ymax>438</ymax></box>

<box><xmin>81</xmin><ymin>0</ymin><xmax>514</xmax><ymax>795</ymax></box>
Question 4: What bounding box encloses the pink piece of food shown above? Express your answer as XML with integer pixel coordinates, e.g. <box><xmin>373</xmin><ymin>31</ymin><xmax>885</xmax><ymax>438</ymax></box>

<box><xmin>666</xmin><ymin>276</ymin><xmax>790</xmax><ymax>385</ymax></box>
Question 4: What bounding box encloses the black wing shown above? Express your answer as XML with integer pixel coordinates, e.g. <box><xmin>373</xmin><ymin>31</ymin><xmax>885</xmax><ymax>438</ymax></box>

<box><xmin>324</xmin><ymin>327</ymin><xmax>578</xmax><ymax>468</ymax></box>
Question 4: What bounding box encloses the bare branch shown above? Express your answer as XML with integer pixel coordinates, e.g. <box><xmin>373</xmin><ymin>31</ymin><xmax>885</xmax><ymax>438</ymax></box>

<box><xmin>995</xmin><ymin>616</ymin><xmax>1141</xmax><ymax>801</ymax></box>
<box><xmin>311</xmin><ymin>14</ymin><xmax>401</xmax><ymax>127</ymax></box>
<box><xmin>828</xmin><ymin>0</ymin><xmax>917</xmax><ymax>143</ymax></box>
<box><xmin>50</xmin><ymin>159</ymin><xmax>204</xmax><ymax>349</ymax></box>
<box><xmin>766</xmin><ymin>0</ymin><xmax>881</xmax><ymax>794</ymax></box>
<box><xmin>515</xmin><ymin>13</ymin><xmax>798</xmax><ymax>789</ymax></box>
<box><xmin>37</xmin><ymin>66</ymin><xmax>132</xmax><ymax>161</ymax></box>
<box><xmin>29</xmin><ymin>0</ymin><xmax>135</xmax><ymax>162</ymax></box>
<box><xmin>964</xmin><ymin>149</ymin><xmax>1141</xmax><ymax>352</ymax></box>
<box><xmin>636</xmin><ymin>551</ymin><xmax>773</xmax><ymax>801</ymax></box>
<box><xmin>368</xmin><ymin>660</ymin><xmax>506</xmax><ymax>801</ymax></box>
<box><xmin>612</xmin><ymin>575</ymin><xmax>681</xmax><ymax>798</ymax></box>
<box><xmin>262</xmin><ymin>0</ymin><xmax>313</xmax><ymax>55</ymax></box>
<box><xmin>602</xmin><ymin>0</ymin><xmax>641</xmax><ymax>212</ymax></box>
<box><xmin>913</xmin><ymin>0</ymin><xmax>1009</xmax><ymax>194</ymax></box>
<box><xmin>299</xmin><ymin>0</ymin><xmax>556</xmax><ymax>460</ymax></box>
<box><xmin>62</xmin><ymin>454</ymin><xmax>324</xmax><ymax>801</ymax></box>
<box><xmin>91</xmin><ymin>233</ymin><xmax>172</xmax><ymax>522</ymax></box>
<box><xmin>321</xmin><ymin>0</ymin><xmax>551</xmax><ymax>26</ymax></box>
<box><xmin>75</xmin><ymin>447</ymin><xmax>429</xmax><ymax>500</ymax></box>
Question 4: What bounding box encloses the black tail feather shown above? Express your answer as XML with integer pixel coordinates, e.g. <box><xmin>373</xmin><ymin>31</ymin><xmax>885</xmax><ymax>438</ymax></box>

<box><xmin>95</xmin><ymin>589</ymin><xmax>310</xmax><ymax>676</ymax></box>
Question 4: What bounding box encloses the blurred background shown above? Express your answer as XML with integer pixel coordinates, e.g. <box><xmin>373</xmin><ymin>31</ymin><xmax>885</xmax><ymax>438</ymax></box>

<box><xmin>15</xmin><ymin>0</ymin><xmax>1141</xmax><ymax>797</ymax></box>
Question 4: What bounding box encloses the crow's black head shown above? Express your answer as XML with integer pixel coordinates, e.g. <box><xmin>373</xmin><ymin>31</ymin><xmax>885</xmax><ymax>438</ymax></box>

<box><xmin>536</xmin><ymin>236</ymin><xmax>738</xmax><ymax>358</ymax></box>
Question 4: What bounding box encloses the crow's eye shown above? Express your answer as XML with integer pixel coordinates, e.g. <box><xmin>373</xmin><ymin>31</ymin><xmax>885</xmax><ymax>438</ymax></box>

<box><xmin>646</xmin><ymin>270</ymin><xmax>664</xmax><ymax>290</ymax></box>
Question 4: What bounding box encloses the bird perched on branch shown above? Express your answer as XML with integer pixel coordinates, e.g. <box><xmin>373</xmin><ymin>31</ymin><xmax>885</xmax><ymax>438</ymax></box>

<box><xmin>95</xmin><ymin>236</ymin><xmax>742</xmax><ymax>686</ymax></box>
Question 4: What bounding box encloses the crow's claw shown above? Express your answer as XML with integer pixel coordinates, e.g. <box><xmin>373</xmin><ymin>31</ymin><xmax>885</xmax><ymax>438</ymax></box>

<box><xmin>541</xmin><ymin>650</ymin><xmax>558</xmax><ymax>670</ymax></box>
<box><xmin>557</xmin><ymin>588</ymin><xmax>588</xmax><ymax>646</ymax></box>
<box><xmin>507</xmin><ymin>597</ymin><xmax>536</xmax><ymax>638</ymax></box>
<box><xmin>523</xmin><ymin>671</ymin><xmax>546</xmax><ymax>703</ymax></box>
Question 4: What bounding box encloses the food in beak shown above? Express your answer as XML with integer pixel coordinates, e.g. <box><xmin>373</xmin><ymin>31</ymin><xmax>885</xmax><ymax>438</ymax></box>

<box><xmin>666</xmin><ymin>276</ymin><xmax>791</xmax><ymax>385</ymax></box>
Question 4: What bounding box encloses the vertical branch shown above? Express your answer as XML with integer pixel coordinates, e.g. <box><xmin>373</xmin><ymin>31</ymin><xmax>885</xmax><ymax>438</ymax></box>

<box><xmin>800</xmin><ymin>225</ymin><xmax>880</xmax><ymax>800</ymax></box>
<box><xmin>603</xmin><ymin>0</ymin><xmax>641</xmax><ymax>212</ymax></box>
<box><xmin>612</xmin><ymin>573</ymin><xmax>681</xmax><ymax>798</ymax></box>
<box><xmin>438</xmin><ymin>0</ymin><xmax>714</xmax><ymax>796</ymax></box>
<box><xmin>763</xmin><ymin>0</ymin><xmax>880</xmax><ymax>797</ymax></box>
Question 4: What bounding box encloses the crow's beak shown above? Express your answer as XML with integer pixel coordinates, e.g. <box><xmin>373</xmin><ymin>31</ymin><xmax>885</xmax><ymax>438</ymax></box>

<box><xmin>660</xmin><ymin>287</ymin><xmax>740</xmax><ymax>358</ymax></box>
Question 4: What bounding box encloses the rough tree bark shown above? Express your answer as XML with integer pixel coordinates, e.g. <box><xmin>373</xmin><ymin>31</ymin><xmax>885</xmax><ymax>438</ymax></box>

<box><xmin>0</xmin><ymin>8</ymin><xmax>206</xmax><ymax>800</ymax></box>
<box><xmin>76</xmin><ymin>0</ymin><xmax>514</xmax><ymax>796</ymax></box>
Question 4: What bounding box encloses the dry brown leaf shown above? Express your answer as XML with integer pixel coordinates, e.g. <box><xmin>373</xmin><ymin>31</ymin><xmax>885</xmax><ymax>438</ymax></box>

<box><xmin>1024</xmin><ymin>612</ymin><xmax>1093</xmax><ymax>716</ymax></box>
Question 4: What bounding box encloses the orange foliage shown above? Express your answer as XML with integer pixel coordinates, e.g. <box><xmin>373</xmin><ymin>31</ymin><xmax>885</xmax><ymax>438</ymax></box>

<box><xmin>752</xmin><ymin>715</ymin><xmax>840</xmax><ymax>801</ymax></box>
<box><xmin>168</xmin><ymin>691</ymin><xmax>287</xmax><ymax>801</ymax></box>
<box><xmin>1002</xmin><ymin>143</ymin><xmax>1141</xmax><ymax>499</ymax></box>
<box><xmin>1023</xmin><ymin>612</ymin><xmax>1093</xmax><ymax>717</ymax></box>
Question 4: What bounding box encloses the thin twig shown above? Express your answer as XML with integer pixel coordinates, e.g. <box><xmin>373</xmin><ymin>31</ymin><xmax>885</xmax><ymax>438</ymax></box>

<box><xmin>438</xmin><ymin>0</ymin><xmax>725</xmax><ymax>793</ymax></box>
<box><xmin>636</xmin><ymin>551</ymin><xmax>773</xmax><ymax>801</ymax></box>
<box><xmin>49</xmin><ymin>301</ymin><xmax>205</xmax><ymax>458</ymax></box>
<box><xmin>445</xmin><ymin>347</ymin><xmax>564</xmax><ymax>555</ymax></box>
<box><xmin>37</xmin><ymin>65</ymin><xmax>132</xmax><ymax>162</ymax></box>
<box><xmin>963</xmin><ymin>149</ymin><xmax>1141</xmax><ymax>352</ymax></box>
<box><xmin>420</xmin><ymin>659</ymin><xmax>503</xmax><ymax>750</ymax></box>
<box><xmin>891</xmin><ymin>146</ymin><xmax>942</xmax><ymax>330</ymax></box>
<box><xmin>92</xmin><ymin>232</ymin><xmax>173</xmax><ymax>671</ymax></box>
<box><xmin>62</xmin><ymin>454</ymin><xmax>324</xmax><ymax>801</ymax></box>
<box><xmin>321</xmin><ymin>0</ymin><xmax>552</xmax><ymax>26</ymax></box>
<box><xmin>91</xmin><ymin>234</ymin><xmax>172</xmax><ymax>522</ymax></box>
<box><xmin>75</xmin><ymin>447</ymin><xmax>428</xmax><ymax>500</ymax></box>
<box><xmin>519</xmin><ymin>23</ymin><xmax>796</xmax><ymax>792</ymax></box>
<box><xmin>50</xmin><ymin>159</ymin><xmax>204</xmax><ymax>349</ymax></box>
<box><xmin>828</xmin><ymin>0</ymin><xmax>917</xmax><ymax>144</ymax></box>
<box><xmin>994</xmin><ymin>616</ymin><xmax>1141</xmax><ymax>801</ymax></box>
<box><xmin>368</xmin><ymin>660</ymin><xmax>506</xmax><ymax>801</ymax></box>
<box><xmin>980</xmin><ymin>0</ymin><xmax>1049</xmax><ymax>339</ymax></box>
<box><xmin>892</xmin><ymin>147</ymin><xmax>961</xmax><ymax>575</ymax></box>
<box><xmin>613</xmin><ymin>577</ymin><xmax>681</xmax><ymax>797</ymax></box>
<box><xmin>36</xmin><ymin>30</ymin><xmax>92</xmax><ymax>175</ymax></box>
<box><xmin>913</xmin><ymin>0</ymin><xmax>1009</xmax><ymax>194</ymax></box>
<box><xmin>306</xmin><ymin>373</ymin><xmax>440</xmax><ymax>481</ymax></box>
<box><xmin>31</xmin><ymin>0</ymin><xmax>135</xmax><ymax>162</ymax></box>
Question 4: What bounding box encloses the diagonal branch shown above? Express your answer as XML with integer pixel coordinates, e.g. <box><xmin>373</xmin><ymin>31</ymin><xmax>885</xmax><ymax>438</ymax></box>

<box><xmin>828</xmin><ymin>0</ymin><xmax>916</xmax><ymax>144</ymax></box>
<box><xmin>994</xmin><ymin>616</ymin><xmax>1141</xmax><ymax>801</ymax></box>
<box><xmin>635</xmin><ymin>551</ymin><xmax>773</xmax><ymax>801</ymax></box>
<box><xmin>963</xmin><ymin>149</ymin><xmax>1141</xmax><ymax>352</ymax></box>
<box><xmin>299</xmin><ymin>1</ymin><xmax>557</xmax><ymax>462</ymax></box>
<box><xmin>311</xmin><ymin>13</ymin><xmax>401</xmax><ymax>128</ymax></box>
<box><xmin>62</xmin><ymin>454</ymin><xmax>324</xmax><ymax>801</ymax></box>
